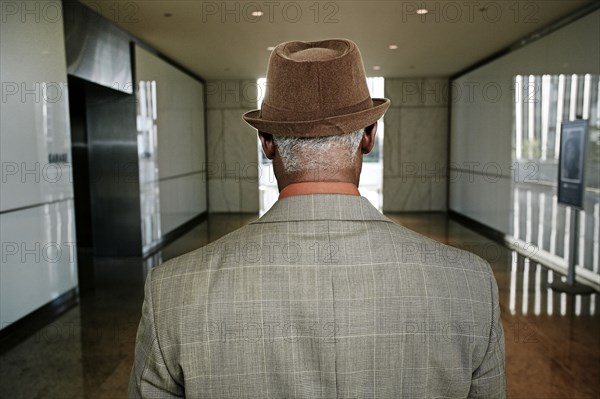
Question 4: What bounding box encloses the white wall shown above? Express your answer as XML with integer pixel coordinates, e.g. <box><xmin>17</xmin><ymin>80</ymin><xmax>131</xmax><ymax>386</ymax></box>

<box><xmin>0</xmin><ymin>1</ymin><xmax>77</xmax><ymax>329</ymax></box>
<box><xmin>206</xmin><ymin>81</ymin><xmax>260</xmax><ymax>213</ymax></box>
<box><xmin>134</xmin><ymin>46</ymin><xmax>207</xmax><ymax>251</ymax></box>
<box><xmin>450</xmin><ymin>66</ymin><xmax>514</xmax><ymax>231</ymax></box>
<box><xmin>383</xmin><ymin>78</ymin><xmax>448</xmax><ymax>212</ymax></box>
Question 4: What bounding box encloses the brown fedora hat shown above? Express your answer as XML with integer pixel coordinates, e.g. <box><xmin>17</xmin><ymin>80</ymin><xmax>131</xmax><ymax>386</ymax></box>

<box><xmin>243</xmin><ymin>39</ymin><xmax>390</xmax><ymax>137</ymax></box>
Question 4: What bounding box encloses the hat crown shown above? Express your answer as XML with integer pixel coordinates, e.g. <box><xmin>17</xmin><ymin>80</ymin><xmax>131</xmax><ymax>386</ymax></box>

<box><xmin>261</xmin><ymin>39</ymin><xmax>372</xmax><ymax>123</ymax></box>
<box><xmin>280</xmin><ymin>40</ymin><xmax>350</xmax><ymax>62</ymax></box>
<box><xmin>243</xmin><ymin>38</ymin><xmax>390</xmax><ymax>137</ymax></box>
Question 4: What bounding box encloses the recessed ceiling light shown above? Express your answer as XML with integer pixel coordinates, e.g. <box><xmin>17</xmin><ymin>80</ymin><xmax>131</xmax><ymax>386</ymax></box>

<box><xmin>251</xmin><ymin>11</ymin><xmax>264</xmax><ymax>17</ymax></box>
<box><xmin>373</xmin><ymin>66</ymin><xmax>381</xmax><ymax>71</ymax></box>
<box><xmin>267</xmin><ymin>46</ymin><xmax>276</xmax><ymax>51</ymax></box>
<box><xmin>388</xmin><ymin>44</ymin><xmax>398</xmax><ymax>50</ymax></box>
<box><xmin>416</xmin><ymin>8</ymin><xmax>428</xmax><ymax>15</ymax></box>
<box><xmin>163</xmin><ymin>12</ymin><xmax>172</xmax><ymax>17</ymax></box>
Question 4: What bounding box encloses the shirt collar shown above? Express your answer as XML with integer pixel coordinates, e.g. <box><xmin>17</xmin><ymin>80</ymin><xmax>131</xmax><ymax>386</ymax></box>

<box><xmin>278</xmin><ymin>182</ymin><xmax>360</xmax><ymax>200</ymax></box>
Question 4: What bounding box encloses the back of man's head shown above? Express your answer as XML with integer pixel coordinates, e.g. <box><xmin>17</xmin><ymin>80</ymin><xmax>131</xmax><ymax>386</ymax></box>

<box><xmin>243</xmin><ymin>39</ymin><xmax>389</xmax><ymax>187</ymax></box>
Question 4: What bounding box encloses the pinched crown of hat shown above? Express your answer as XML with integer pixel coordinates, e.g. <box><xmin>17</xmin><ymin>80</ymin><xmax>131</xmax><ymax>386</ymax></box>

<box><xmin>243</xmin><ymin>39</ymin><xmax>390</xmax><ymax>137</ymax></box>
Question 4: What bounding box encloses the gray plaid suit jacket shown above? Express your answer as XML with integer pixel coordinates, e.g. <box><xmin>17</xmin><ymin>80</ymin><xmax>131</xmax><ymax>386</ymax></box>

<box><xmin>129</xmin><ymin>195</ymin><xmax>506</xmax><ymax>398</ymax></box>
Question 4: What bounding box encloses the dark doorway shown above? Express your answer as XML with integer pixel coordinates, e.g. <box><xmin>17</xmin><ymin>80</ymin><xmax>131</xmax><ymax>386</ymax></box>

<box><xmin>68</xmin><ymin>76</ymin><xmax>94</xmax><ymax>292</ymax></box>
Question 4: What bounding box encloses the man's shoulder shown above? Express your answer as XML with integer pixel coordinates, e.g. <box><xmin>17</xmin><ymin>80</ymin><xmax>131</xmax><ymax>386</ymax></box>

<box><xmin>384</xmin><ymin>221</ymin><xmax>494</xmax><ymax>276</ymax></box>
<box><xmin>147</xmin><ymin>223</ymin><xmax>258</xmax><ymax>293</ymax></box>
<box><xmin>381</xmin><ymin>223</ymin><xmax>497</xmax><ymax>308</ymax></box>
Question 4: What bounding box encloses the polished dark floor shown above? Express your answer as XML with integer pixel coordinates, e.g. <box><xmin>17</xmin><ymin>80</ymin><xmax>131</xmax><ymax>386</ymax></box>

<box><xmin>0</xmin><ymin>213</ymin><xmax>598</xmax><ymax>398</ymax></box>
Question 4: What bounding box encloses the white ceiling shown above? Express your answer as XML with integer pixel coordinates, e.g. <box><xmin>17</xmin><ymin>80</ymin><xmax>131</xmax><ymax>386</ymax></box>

<box><xmin>80</xmin><ymin>0</ymin><xmax>593</xmax><ymax>80</ymax></box>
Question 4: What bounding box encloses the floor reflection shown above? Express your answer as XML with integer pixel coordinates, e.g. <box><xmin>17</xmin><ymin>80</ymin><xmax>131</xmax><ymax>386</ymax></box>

<box><xmin>511</xmin><ymin>182</ymin><xmax>599</xmax><ymax>275</ymax></box>
<box><xmin>0</xmin><ymin>212</ymin><xmax>598</xmax><ymax>398</ymax></box>
<box><xmin>509</xmin><ymin>253</ymin><xmax>597</xmax><ymax>317</ymax></box>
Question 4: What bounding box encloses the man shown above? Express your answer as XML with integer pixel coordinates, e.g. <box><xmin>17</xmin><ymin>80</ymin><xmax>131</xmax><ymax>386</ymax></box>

<box><xmin>129</xmin><ymin>39</ymin><xmax>506</xmax><ymax>398</ymax></box>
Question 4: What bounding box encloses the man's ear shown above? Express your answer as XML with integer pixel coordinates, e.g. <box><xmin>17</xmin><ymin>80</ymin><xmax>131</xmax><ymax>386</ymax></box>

<box><xmin>258</xmin><ymin>131</ymin><xmax>276</xmax><ymax>160</ymax></box>
<box><xmin>361</xmin><ymin>122</ymin><xmax>378</xmax><ymax>155</ymax></box>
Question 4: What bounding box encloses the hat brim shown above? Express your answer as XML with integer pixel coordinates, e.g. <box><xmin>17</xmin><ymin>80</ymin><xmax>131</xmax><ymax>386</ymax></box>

<box><xmin>242</xmin><ymin>98</ymin><xmax>391</xmax><ymax>137</ymax></box>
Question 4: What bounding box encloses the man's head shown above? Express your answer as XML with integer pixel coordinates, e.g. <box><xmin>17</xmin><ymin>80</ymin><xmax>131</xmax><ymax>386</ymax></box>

<box><xmin>258</xmin><ymin>123</ymin><xmax>377</xmax><ymax>190</ymax></box>
<box><xmin>243</xmin><ymin>39</ymin><xmax>389</xmax><ymax>190</ymax></box>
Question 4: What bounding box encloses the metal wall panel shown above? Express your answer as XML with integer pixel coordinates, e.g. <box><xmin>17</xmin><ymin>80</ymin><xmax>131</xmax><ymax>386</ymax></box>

<box><xmin>85</xmin><ymin>83</ymin><xmax>142</xmax><ymax>256</ymax></box>
<box><xmin>63</xmin><ymin>1</ymin><xmax>132</xmax><ymax>94</ymax></box>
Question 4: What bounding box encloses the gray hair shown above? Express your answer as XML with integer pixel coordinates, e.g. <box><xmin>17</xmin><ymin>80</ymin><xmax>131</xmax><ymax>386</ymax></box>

<box><xmin>273</xmin><ymin>129</ymin><xmax>364</xmax><ymax>174</ymax></box>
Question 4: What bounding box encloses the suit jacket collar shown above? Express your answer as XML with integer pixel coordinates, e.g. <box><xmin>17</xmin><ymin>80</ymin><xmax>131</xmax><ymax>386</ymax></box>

<box><xmin>252</xmin><ymin>194</ymin><xmax>393</xmax><ymax>224</ymax></box>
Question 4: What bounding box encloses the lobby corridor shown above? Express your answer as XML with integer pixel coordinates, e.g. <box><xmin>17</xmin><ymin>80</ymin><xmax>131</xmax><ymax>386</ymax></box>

<box><xmin>0</xmin><ymin>213</ymin><xmax>598</xmax><ymax>398</ymax></box>
<box><xmin>2</xmin><ymin>1</ymin><xmax>599</xmax><ymax>397</ymax></box>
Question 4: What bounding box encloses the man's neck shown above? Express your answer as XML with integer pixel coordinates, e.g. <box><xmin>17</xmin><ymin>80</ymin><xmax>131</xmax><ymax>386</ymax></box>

<box><xmin>277</xmin><ymin>169</ymin><xmax>360</xmax><ymax>192</ymax></box>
